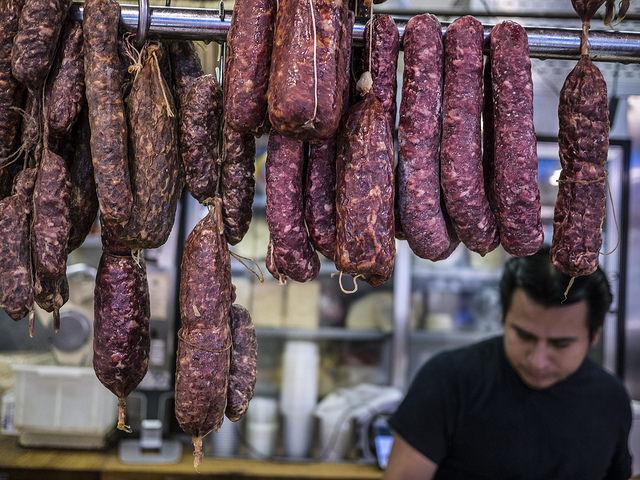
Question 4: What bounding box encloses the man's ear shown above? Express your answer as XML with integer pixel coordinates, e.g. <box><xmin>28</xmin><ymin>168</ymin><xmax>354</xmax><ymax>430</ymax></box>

<box><xmin>590</xmin><ymin>328</ymin><xmax>602</xmax><ymax>347</ymax></box>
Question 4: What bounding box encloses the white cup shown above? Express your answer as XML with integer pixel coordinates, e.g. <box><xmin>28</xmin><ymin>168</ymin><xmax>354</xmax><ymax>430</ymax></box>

<box><xmin>247</xmin><ymin>421</ymin><xmax>278</xmax><ymax>459</ymax></box>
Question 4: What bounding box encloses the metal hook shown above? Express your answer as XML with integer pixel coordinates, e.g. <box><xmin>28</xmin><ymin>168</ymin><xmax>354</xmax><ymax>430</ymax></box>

<box><xmin>137</xmin><ymin>0</ymin><xmax>150</xmax><ymax>46</ymax></box>
<box><xmin>219</xmin><ymin>1</ymin><xmax>225</xmax><ymax>21</ymax></box>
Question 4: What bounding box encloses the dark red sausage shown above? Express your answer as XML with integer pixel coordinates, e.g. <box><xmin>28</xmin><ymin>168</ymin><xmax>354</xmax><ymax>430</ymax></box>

<box><xmin>180</xmin><ymin>74</ymin><xmax>223</xmax><ymax>205</ymax></box>
<box><xmin>224</xmin><ymin>0</ymin><xmax>276</xmax><ymax>134</ymax></box>
<box><xmin>175</xmin><ymin>199</ymin><xmax>232</xmax><ymax>468</ymax></box>
<box><xmin>83</xmin><ymin>0</ymin><xmax>133</xmax><ymax>225</ymax></box>
<box><xmin>362</xmin><ymin>15</ymin><xmax>399</xmax><ymax>130</ymax></box>
<box><xmin>265</xmin><ymin>133</ymin><xmax>320</xmax><ymax>283</ymax></box>
<box><xmin>305</xmin><ymin>139</ymin><xmax>337</xmax><ymax>261</ymax></box>
<box><xmin>398</xmin><ymin>14</ymin><xmax>459</xmax><ymax>261</ymax></box>
<box><xmin>0</xmin><ymin>168</ymin><xmax>36</xmax><ymax>321</ymax></box>
<box><xmin>490</xmin><ymin>21</ymin><xmax>543</xmax><ymax>256</ymax></box>
<box><xmin>268</xmin><ymin>0</ymin><xmax>350</xmax><ymax>141</ymax></box>
<box><xmin>336</xmin><ymin>95</ymin><xmax>395</xmax><ymax>287</ymax></box>
<box><xmin>169</xmin><ymin>41</ymin><xmax>204</xmax><ymax>110</ymax></box>
<box><xmin>46</xmin><ymin>19</ymin><xmax>85</xmax><ymax>138</ymax></box>
<box><xmin>226</xmin><ymin>304</ymin><xmax>257</xmax><ymax>422</ymax></box>
<box><xmin>441</xmin><ymin>16</ymin><xmax>499</xmax><ymax>256</ymax></box>
<box><xmin>94</xmin><ymin>252</ymin><xmax>150</xmax><ymax>432</ymax></box>
<box><xmin>221</xmin><ymin>126</ymin><xmax>256</xmax><ymax>246</ymax></box>
<box><xmin>551</xmin><ymin>56</ymin><xmax>608</xmax><ymax>277</ymax></box>
<box><xmin>0</xmin><ymin>0</ymin><xmax>26</xmax><ymax>167</ymax></box>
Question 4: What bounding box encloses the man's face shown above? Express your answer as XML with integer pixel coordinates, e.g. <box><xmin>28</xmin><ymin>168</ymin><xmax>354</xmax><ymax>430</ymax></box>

<box><xmin>503</xmin><ymin>288</ymin><xmax>597</xmax><ymax>390</ymax></box>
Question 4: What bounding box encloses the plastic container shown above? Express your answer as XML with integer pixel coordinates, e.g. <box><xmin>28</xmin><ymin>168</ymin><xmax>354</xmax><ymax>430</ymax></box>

<box><xmin>209</xmin><ymin>418</ymin><xmax>240</xmax><ymax>458</ymax></box>
<box><xmin>282</xmin><ymin>410</ymin><xmax>314</xmax><ymax>459</ymax></box>
<box><xmin>12</xmin><ymin>364</ymin><xmax>117</xmax><ymax>449</ymax></box>
<box><xmin>280</xmin><ymin>341</ymin><xmax>319</xmax><ymax>414</ymax></box>
<box><xmin>247</xmin><ymin>421</ymin><xmax>278</xmax><ymax>459</ymax></box>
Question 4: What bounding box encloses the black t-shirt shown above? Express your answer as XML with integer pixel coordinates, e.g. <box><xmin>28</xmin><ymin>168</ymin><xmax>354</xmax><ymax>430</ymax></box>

<box><xmin>389</xmin><ymin>336</ymin><xmax>632</xmax><ymax>480</ymax></box>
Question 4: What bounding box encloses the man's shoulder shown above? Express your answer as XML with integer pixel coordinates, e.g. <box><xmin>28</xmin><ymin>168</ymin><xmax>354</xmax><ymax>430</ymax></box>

<box><xmin>416</xmin><ymin>335</ymin><xmax>502</xmax><ymax>382</ymax></box>
<box><xmin>580</xmin><ymin>358</ymin><xmax>630</xmax><ymax>406</ymax></box>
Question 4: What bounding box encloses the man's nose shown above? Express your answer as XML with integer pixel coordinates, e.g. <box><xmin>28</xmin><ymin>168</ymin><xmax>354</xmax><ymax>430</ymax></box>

<box><xmin>528</xmin><ymin>342</ymin><xmax>552</xmax><ymax>371</ymax></box>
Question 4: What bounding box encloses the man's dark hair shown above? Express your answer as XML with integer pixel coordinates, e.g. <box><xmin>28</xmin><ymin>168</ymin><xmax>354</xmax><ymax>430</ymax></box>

<box><xmin>499</xmin><ymin>246</ymin><xmax>613</xmax><ymax>340</ymax></box>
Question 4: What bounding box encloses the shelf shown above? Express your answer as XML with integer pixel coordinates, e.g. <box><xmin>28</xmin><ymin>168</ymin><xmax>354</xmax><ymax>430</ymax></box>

<box><xmin>231</xmin><ymin>259</ymin><xmax>337</xmax><ymax>277</ymax></box>
<box><xmin>410</xmin><ymin>330</ymin><xmax>501</xmax><ymax>344</ymax></box>
<box><xmin>256</xmin><ymin>327</ymin><xmax>391</xmax><ymax>342</ymax></box>
<box><xmin>412</xmin><ymin>267</ymin><xmax>501</xmax><ymax>284</ymax></box>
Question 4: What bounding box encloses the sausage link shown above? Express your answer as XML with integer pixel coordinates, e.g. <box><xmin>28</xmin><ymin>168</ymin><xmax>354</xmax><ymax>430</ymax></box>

<box><xmin>46</xmin><ymin>19</ymin><xmax>85</xmax><ymax>138</ymax></box>
<box><xmin>268</xmin><ymin>0</ymin><xmax>349</xmax><ymax>141</ymax></box>
<box><xmin>224</xmin><ymin>0</ymin><xmax>276</xmax><ymax>134</ymax></box>
<box><xmin>94</xmin><ymin>252</ymin><xmax>150</xmax><ymax>432</ymax></box>
<box><xmin>11</xmin><ymin>0</ymin><xmax>72</xmax><ymax>90</ymax></box>
<box><xmin>305</xmin><ymin>139</ymin><xmax>337</xmax><ymax>261</ymax></box>
<box><xmin>398</xmin><ymin>14</ymin><xmax>459</xmax><ymax>261</ymax></box>
<box><xmin>0</xmin><ymin>0</ymin><xmax>26</xmax><ymax>166</ymax></box>
<box><xmin>336</xmin><ymin>95</ymin><xmax>395</xmax><ymax>286</ymax></box>
<box><xmin>83</xmin><ymin>0</ymin><xmax>133</xmax><ymax>225</ymax></box>
<box><xmin>180</xmin><ymin>74</ymin><xmax>223</xmax><ymax>204</ymax></box>
<box><xmin>221</xmin><ymin>126</ymin><xmax>256</xmax><ymax>246</ymax></box>
<box><xmin>362</xmin><ymin>15</ymin><xmax>399</xmax><ymax>129</ymax></box>
<box><xmin>571</xmin><ymin>0</ymin><xmax>606</xmax><ymax>19</ymax></box>
<box><xmin>0</xmin><ymin>168</ymin><xmax>36</xmax><ymax>321</ymax></box>
<box><xmin>441</xmin><ymin>16</ymin><xmax>499</xmax><ymax>256</ymax></box>
<box><xmin>169</xmin><ymin>41</ymin><xmax>204</xmax><ymax>110</ymax></box>
<box><xmin>551</xmin><ymin>56</ymin><xmax>608</xmax><ymax>277</ymax></box>
<box><xmin>265</xmin><ymin>133</ymin><xmax>320</xmax><ymax>283</ymax></box>
<box><xmin>105</xmin><ymin>43</ymin><xmax>181</xmax><ymax>251</ymax></box>
<box><xmin>226</xmin><ymin>304</ymin><xmax>257</xmax><ymax>422</ymax></box>
<box><xmin>176</xmin><ymin>200</ymin><xmax>232</xmax><ymax>467</ymax></box>
<box><xmin>490</xmin><ymin>21</ymin><xmax>543</xmax><ymax>256</ymax></box>
<box><xmin>64</xmin><ymin>108</ymin><xmax>98</xmax><ymax>253</ymax></box>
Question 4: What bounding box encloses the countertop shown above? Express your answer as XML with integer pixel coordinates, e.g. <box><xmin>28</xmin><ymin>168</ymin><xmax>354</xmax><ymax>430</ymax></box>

<box><xmin>0</xmin><ymin>437</ymin><xmax>383</xmax><ymax>480</ymax></box>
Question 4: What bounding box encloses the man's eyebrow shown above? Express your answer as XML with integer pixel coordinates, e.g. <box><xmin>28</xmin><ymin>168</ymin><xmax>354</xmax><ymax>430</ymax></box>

<box><xmin>511</xmin><ymin>324</ymin><xmax>538</xmax><ymax>340</ymax></box>
<box><xmin>547</xmin><ymin>336</ymin><xmax>578</xmax><ymax>344</ymax></box>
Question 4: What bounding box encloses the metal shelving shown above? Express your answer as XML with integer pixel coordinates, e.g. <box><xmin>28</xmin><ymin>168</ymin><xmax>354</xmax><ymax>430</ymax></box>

<box><xmin>256</xmin><ymin>327</ymin><xmax>391</xmax><ymax>342</ymax></box>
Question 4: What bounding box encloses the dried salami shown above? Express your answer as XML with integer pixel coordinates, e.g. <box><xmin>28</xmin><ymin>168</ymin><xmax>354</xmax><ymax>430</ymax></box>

<box><xmin>268</xmin><ymin>0</ymin><xmax>350</xmax><ymax>141</ymax></box>
<box><xmin>441</xmin><ymin>16</ymin><xmax>499</xmax><ymax>256</ymax></box>
<box><xmin>490</xmin><ymin>21</ymin><xmax>543</xmax><ymax>256</ymax></box>
<box><xmin>224</xmin><ymin>0</ymin><xmax>276</xmax><ymax>134</ymax></box>
<box><xmin>265</xmin><ymin>133</ymin><xmax>320</xmax><ymax>283</ymax></box>
<box><xmin>336</xmin><ymin>95</ymin><xmax>395</xmax><ymax>286</ymax></box>
<box><xmin>180</xmin><ymin>74</ymin><xmax>223</xmax><ymax>205</ymax></box>
<box><xmin>46</xmin><ymin>19</ymin><xmax>85</xmax><ymax>138</ymax></box>
<box><xmin>83</xmin><ymin>0</ymin><xmax>133</xmax><ymax>225</ymax></box>
<box><xmin>221</xmin><ymin>126</ymin><xmax>256</xmax><ymax>246</ymax></box>
<box><xmin>0</xmin><ymin>168</ymin><xmax>36</xmax><ymax>321</ymax></box>
<box><xmin>11</xmin><ymin>0</ymin><xmax>72</xmax><ymax>90</ymax></box>
<box><xmin>175</xmin><ymin>199</ymin><xmax>232</xmax><ymax>468</ymax></box>
<box><xmin>169</xmin><ymin>41</ymin><xmax>204</xmax><ymax>110</ymax></box>
<box><xmin>0</xmin><ymin>0</ymin><xmax>26</xmax><ymax>166</ymax></box>
<box><xmin>226</xmin><ymin>304</ymin><xmax>257</xmax><ymax>422</ymax></box>
<box><xmin>94</xmin><ymin>252</ymin><xmax>150</xmax><ymax>432</ymax></box>
<box><xmin>104</xmin><ymin>43</ymin><xmax>181</xmax><ymax>251</ymax></box>
<box><xmin>362</xmin><ymin>15</ymin><xmax>399</xmax><ymax>129</ymax></box>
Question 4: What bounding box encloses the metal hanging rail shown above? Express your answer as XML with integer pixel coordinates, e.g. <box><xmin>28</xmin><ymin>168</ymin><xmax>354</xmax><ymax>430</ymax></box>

<box><xmin>69</xmin><ymin>2</ymin><xmax>640</xmax><ymax>63</ymax></box>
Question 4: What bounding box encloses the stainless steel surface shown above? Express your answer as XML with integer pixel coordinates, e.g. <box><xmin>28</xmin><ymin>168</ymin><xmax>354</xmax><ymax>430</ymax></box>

<box><xmin>69</xmin><ymin>3</ymin><xmax>640</xmax><ymax>63</ymax></box>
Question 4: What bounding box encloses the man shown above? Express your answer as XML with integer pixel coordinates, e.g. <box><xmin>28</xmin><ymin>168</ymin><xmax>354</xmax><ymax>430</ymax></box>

<box><xmin>386</xmin><ymin>247</ymin><xmax>633</xmax><ymax>479</ymax></box>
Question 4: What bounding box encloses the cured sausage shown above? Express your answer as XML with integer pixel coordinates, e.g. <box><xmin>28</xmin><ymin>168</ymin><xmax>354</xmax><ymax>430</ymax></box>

<box><xmin>0</xmin><ymin>168</ymin><xmax>36</xmax><ymax>321</ymax></box>
<box><xmin>336</xmin><ymin>95</ymin><xmax>394</xmax><ymax>286</ymax></box>
<box><xmin>65</xmin><ymin>109</ymin><xmax>98</xmax><ymax>253</ymax></box>
<box><xmin>83</xmin><ymin>0</ymin><xmax>133</xmax><ymax>225</ymax></box>
<box><xmin>221</xmin><ymin>126</ymin><xmax>256</xmax><ymax>246</ymax></box>
<box><xmin>175</xmin><ymin>199</ymin><xmax>232</xmax><ymax>468</ymax></box>
<box><xmin>265</xmin><ymin>133</ymin><xmax>320</xmax><ymax>283</ymax></box>
<box><xmin>268</xmin><ymin>0</ymin><xmax>350</xmax><ymax>141</ymax></box>
<box><xmin>441</xmin><ymin>16</ymin><xmax>499</xmax><ymax>256</ymax></box>
<box><xmin>94</xmin><ymin>252</ymin><xmax>150</xmax><ymax>432</ymax></box>
<box><xmin>305</xmin><ymin>139</ymin><xmax>337</xmax><ymax>261</ymax></box>
<box><xmin>490</xmin><ymin>21</ymin><xmax>543</xmax><ymax>256</ymax></box>
<box><xmin>362</xmin><ymin>15</ymin><xmax>399</xmax><ymax>129</ymax></box>
<box><xmin>46</xmin><ymin>19</ymin><xmax>85</xmax><ymax>138</ymax></box>
<box><xmin>224</xmin><ymin>0</ymin><xmax>276</xmax><ymax>134</ymax></box>
<box><xmin>226</xmin><ymin>304</ymin><xmax>257</xmax><ymax>422</ymax></box>
<box><xmin>104</xmin><ymin>43</ymin><xmax>181</xmax><ymax>251</ymax></box>
<box><xmin>169</xmin><ymin>41</ymin><xmax>204</xmax><ymax>110</ymax></box>
<box><xmin>11</xmin><ymin>0</ymin><xmax>72</xmax><ymax>90</ymax></box>
<box><xmin>179</xmin><ymin>74</ymin><xmax>223</xmax><ymax>205</ymax></box>
<box><xmin>0</xmin><ymin>0</ymin><xmax>26</xmax><ymax>166</ymax></box>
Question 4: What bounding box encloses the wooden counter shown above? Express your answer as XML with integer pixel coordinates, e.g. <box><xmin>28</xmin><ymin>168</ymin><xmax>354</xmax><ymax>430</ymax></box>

<box><xmin>0</xmin><ymin>437</ymin><xmax>383</xmax><ymax>480</ymax></box>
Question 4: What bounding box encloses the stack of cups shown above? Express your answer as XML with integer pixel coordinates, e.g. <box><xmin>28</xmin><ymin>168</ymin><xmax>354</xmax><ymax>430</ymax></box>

<box><xmin>246</xmin><ymin>397</ymin><xmax>279</xmax><ymax>459</ymax></box>
<box><xmin>209</xmin><ymin>418</ymin><xmax>239</xmax><ymax>457</ymax></box>
<box><xmin>280</xmin><ymin>341</ymin><xmax>320</xmax><ymax>459</ymax></box>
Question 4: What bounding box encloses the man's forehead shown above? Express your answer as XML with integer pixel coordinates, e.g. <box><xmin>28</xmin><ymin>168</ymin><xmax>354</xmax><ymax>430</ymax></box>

<box><xmin>506</xmin><ymin>288</ymin><xmax>590</xmax><ymax>338</ymax></box>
